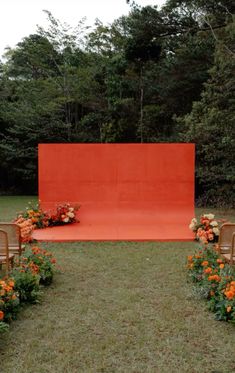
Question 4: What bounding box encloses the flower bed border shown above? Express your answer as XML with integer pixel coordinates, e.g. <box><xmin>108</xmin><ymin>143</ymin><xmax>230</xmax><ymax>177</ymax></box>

<box><xmin>0</xmin><ymin>245</ymin><xmax>57</xmax><ymax>333</ymax></box>
<box><xmin>187</xmin><ymin>244</ymin><xmax>235</xmax><ymax>323</ymax></box>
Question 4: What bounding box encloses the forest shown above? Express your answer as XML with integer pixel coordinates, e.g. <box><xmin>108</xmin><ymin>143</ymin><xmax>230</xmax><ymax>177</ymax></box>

<box><xmin>0</xmin><ymin>0</ymin><xmax>234</xmax><ymax>207</ymax></box>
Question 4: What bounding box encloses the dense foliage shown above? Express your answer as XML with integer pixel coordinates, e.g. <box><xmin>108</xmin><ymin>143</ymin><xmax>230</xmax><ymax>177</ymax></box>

<box><xmin>0</xmin><ymin>2</ymin><xmax>234</xmax><ymax>206</ymax></box>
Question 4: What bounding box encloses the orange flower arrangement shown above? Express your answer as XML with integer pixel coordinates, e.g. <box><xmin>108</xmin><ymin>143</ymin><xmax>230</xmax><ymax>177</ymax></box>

<box><xmin>189</xmin><ymin>214</ymin><xmax>225</xmax><ymax>244</ymax></box>
<box><xmin>14</xmin><ymin>216</ymin><xmax>34</xmax><ymax>243</ymax></box>
<box><xmin>14</xmin><ymin>202</ymin><xmax>80</xmax><ymax>242</ymax></box>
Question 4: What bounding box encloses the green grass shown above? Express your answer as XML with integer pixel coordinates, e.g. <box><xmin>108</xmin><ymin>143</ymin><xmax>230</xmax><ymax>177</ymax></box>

<box><xmin>0</xmin><ymin>195</ymin><xmax>38</xmax><ymax>221</ymax></box>
<box><xmin>0</xmin><ymin>197</ymin><xmax>235</xmax><ymax>373</ymax></box>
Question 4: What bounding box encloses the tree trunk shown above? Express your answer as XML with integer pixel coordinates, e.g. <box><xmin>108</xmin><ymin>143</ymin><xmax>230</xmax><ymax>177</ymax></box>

<box><xmin>140</xmin><ymin>66</ymin><xmax>144</xmax><ymax>143</ymax></box>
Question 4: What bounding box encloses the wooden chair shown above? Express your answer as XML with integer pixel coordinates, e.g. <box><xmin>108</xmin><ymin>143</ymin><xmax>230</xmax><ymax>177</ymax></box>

<box><xmin>0</xmin><ymin>229</ymin><xmax>15</xmax><ymax>275</ymax></box>
<box><xmin>218</xmin><ymin>223</ymin><xmax>235</xmax><ymax>264</ymax></box>
<box><xmin>0</xmin><ymin>223</ymin><xmax>23</xmax><ymax>256</ymax></box>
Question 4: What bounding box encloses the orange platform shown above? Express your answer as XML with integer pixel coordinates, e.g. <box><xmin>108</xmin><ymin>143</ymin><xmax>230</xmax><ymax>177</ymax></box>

<box><xmin>33</xmin><ymin>143</ymin><xmax>195</xmax><ymax>241</ymax></box>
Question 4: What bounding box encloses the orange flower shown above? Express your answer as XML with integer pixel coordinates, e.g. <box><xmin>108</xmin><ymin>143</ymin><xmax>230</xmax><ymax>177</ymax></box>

<box><xmin>225</xmin><ymin>291</ymin><xmax>235</xmax><ymax>300</ymax></box>
<box><xmin>227</xmin><ymin>306</ymin><xmax>232</xmax><ymax>313</ymax></box>
<box><xmin>219</xmin><ymin>264</ymin><xmax>225</xmax><ymax>269</ymax></box>
<box><xmin>0</xmin><ymin>311</ymin><xmax>4</xmax><ymax>320</ymax></box>
<box><xmin>204</xmin><ymin>267</ymin><xmax>213</xmax><ymax>274</ymax></box>
<box><xmin>210</xmin><ymin>290</ymin><xmax>215</xmax><ymax>296</ymax></box>
<box><xmin>208</xmin><ymin>234</ymin><xmax>214</xmax><ymax>241</ymax></box>
<box><xmin>217</xmin><ymin>259</ymin><xmax>223</xmax><ymax>264</ymax></box>
<box><xmin>4</xmin><ymin>286</ymin><xmax>12</xmax><ymax>292</ymax></box>
<box><xmin>188</xmin><ymin>255</ymin><xmax>193</xmax><ymax>262</ymax></box>
<box><xmin>8</xmin><ymin>280</ymin><xmax>14</xmax><ymax>288</ymax></box>
<box><xmin>201</xmin><ymin>261</ymin><xmax>209</xmax><ymax>267</ymax></box>
<box><xmin>208</xmin><ymin>275</ymin><xmax>221</xmax><ymax>282</ymax></box>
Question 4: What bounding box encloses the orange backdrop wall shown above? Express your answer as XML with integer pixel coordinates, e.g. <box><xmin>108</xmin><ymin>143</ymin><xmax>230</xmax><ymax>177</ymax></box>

<box><xmin>38</xmin><ymin>143</ymin><xmax>195</xmax><ymax>240</ymax></box>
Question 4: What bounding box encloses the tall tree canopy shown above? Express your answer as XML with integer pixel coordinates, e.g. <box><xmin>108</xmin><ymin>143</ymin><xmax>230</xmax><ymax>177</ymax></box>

<box><xmin>0</xmin><ymin>2</ymin><xmax>234</xmax><ymax>206</ymax></box>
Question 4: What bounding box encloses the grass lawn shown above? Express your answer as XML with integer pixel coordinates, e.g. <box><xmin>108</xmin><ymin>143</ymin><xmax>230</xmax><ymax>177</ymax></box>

<box><xmin>0</xmin><ymin>196</ymin><xmax>235</xmax><ymax>372</ymax></box>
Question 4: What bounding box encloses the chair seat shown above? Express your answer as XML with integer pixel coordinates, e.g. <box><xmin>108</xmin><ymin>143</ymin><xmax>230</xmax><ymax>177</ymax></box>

<box><xmin>8</xmin><ymin>246</ymin><xmax>22</xmax><ymax>255</ymax></box>
<box><xmin>218</xmin><ymin>224</ymin><xmax>235</xmax><ymax>265</ymax></box>
<box><xmin>0</xmin><ymin>253</ymin><xmax>15</xmax><ymax>262</ymax></box>
<box><xmin>222</xmin><ymin>253</ymin><xmax>235</xmax><ymax>264</ymax></box>
<box><xmin>220</xmin><ymin>246</ymin><xmax>231</xmax><ymax>254</ymax></box>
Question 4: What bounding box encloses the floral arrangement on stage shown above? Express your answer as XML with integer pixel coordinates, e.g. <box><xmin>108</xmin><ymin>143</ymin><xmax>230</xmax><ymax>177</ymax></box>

<box><xmin>20</xmin><ymin>202</ymin><xmax>49</xmax><ymax>229</ymax></box>
<box><xmin>189</xmin><ymin>213</ymin><xmax>225</xmax><ymax>244</ymax></box>
<box><xmin>48</xmin><ymin>203</ymin><xmax>79</xmax><ymax>226</ymax></box>
<box><xmin>14</xmin><ymin>202</ymin><xmax>80</xmax><ymax>242</ymax></box>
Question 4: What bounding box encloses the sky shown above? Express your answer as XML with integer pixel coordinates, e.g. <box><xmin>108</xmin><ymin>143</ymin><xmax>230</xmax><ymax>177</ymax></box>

<box><xmin>0</xmin><ymin>0</ymin><xmax>166</xmax><ymax>58</ymax></box>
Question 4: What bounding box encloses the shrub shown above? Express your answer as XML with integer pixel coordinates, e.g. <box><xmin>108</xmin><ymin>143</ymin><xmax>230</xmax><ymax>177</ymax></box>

<box><xmin>0</xmin><ymin>245</ymin><xmax>58</xmax><ymax>332</ymax></box>
<box><xmin>187</xmin><ymin>244</ymin><xmax>235</xmax><ymax>323</ymax></box>
<box><xmin>12</xmin><ymin>270</ymin><xmax>40</xmax><ymax>304</ymax></box>
<box><xmin>19</xmin><ymin>246</ymin><xmax>57</xmax><ymax>286</ymax></box>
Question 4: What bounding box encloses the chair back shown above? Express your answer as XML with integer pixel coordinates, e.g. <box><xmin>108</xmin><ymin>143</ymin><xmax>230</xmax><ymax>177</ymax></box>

<box><xmin>0</xmin><ymin>229</ymin><xmax>8</xmax><ymax>254</ymax></box>
<box><xmin>0</xmin><ymin>229</ymin><xmax>10</xmax><ymax>273</ymax></box>
<box><xmin>0</xmin><ymin>223</ymin><xmax>21</xmax><ymax>247</ymax></box>
<box><xmin>218</xmin><ymin>223</ymin><xmax>235</xmax><ymax>253</ymax></box>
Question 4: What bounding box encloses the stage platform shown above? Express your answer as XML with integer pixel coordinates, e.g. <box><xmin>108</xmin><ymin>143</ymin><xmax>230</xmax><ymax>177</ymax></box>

<box><xmin>32</xmin><ymin>205</ymin><xmax>194</xmax><ymax>242</ymax></box>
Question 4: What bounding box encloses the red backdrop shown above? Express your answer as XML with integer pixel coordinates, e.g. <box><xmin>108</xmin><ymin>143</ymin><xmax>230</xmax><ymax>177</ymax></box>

<box><xmin>37</xmin><ymin>144</ymin><xmax>195</xmax><ymax>241</ymax></box>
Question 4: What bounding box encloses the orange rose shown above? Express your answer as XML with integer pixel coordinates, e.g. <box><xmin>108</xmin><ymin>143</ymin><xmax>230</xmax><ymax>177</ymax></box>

<box><xmin>208</xmin><ymin>275</ymin><xmax>221</xmax><ymax>282</ymax></box>
<box><xmin>204</xmin><ymin>267</ymin><xmax>213</xmax><ymax>274</ymax></box>
<box><xmin>225</xmin><ymin>291</ymin><xmax>235</xmax><ymax>300</ymax></box>
<box><xmin>8</xmin><ymin>280</ymin><xmax>14</xmax><ymax>288</ymax></box>
<box><xmin>208</xmin><ymin>234</ymin><xmax>214</xmax><ymax>241</ymax></box>
<box><xmin>227</xmin><ymin>306</ymin><xmax>232</xmax><ymax>313</ymax></box>
<box><xmin>0</xmin><ymin>311</ymin><xmax>4</xmax><ymax>320</ymax></box>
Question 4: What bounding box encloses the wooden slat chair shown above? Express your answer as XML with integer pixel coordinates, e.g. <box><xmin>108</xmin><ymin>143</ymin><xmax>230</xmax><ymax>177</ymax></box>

<box><xmin>0</xmin><ymin>223</ymin><xmax>23</xmax><ymax>256</ymax></box>
<box><xmin>218</xmin><ymin>223</ymin><xmax>235</xmax><ymax>264</ymax></box>
<box><xmin>0</xmin><ymin>229</ymin><xmax>15</xmax><ymax>275</ymax></box>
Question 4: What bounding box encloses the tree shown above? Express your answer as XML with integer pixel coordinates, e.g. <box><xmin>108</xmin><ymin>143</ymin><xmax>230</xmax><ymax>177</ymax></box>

<box><xmin>179</xmin><ymin>20</ymin><xmax>235</xmax><ymax>207</ymax></box>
